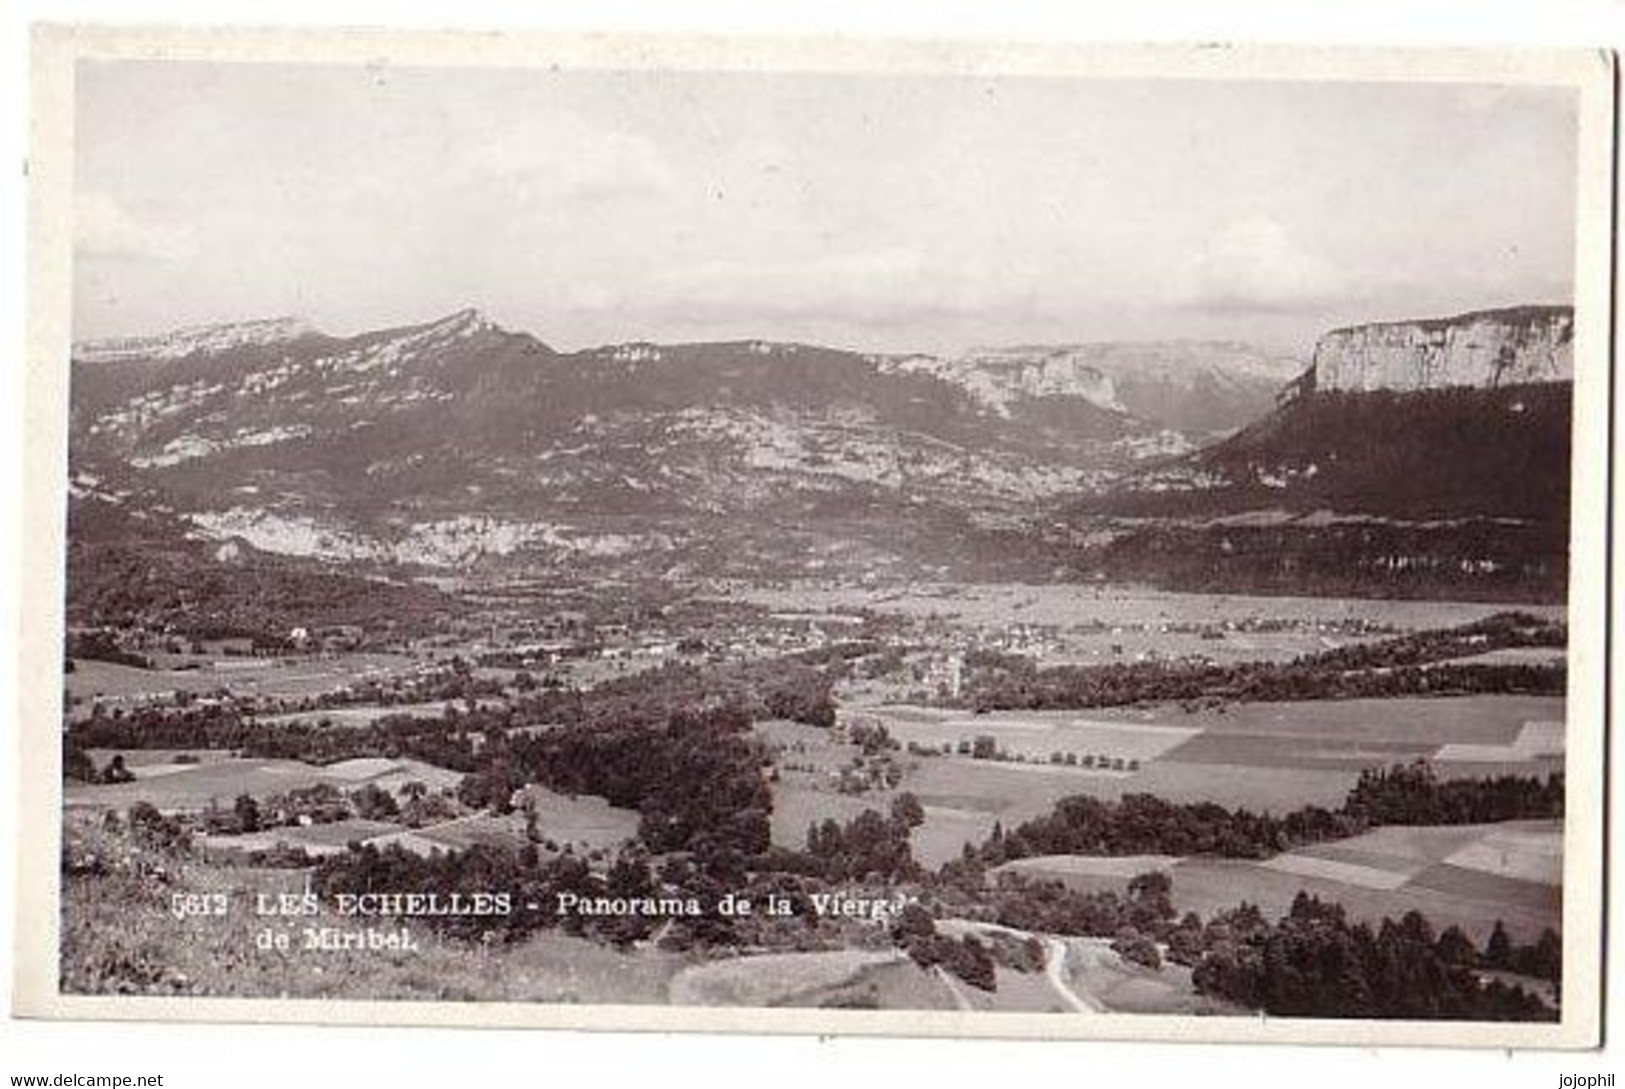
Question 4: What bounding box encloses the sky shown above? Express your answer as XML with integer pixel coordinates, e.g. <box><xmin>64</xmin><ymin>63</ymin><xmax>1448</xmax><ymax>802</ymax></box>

<box><xmin>72</xmin><ymin>61</ymin><xmax>1579</xmax><ymax>356</ymax></box>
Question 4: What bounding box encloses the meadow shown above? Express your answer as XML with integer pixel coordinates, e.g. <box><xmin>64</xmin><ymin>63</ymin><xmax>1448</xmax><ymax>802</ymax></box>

<box><xmin>66</xmin><ymin>651</ymin><xmax>425</xmax><ymax>718</ymax></box>
<box><xmin>1000</xmin><ymin>818</ymin><xmax>1562</xmax><ymax>944</ymax></box>
<box><xmin>833</xmin><ymin>695</ymin><xmax>1566</xmax><ymax>869</ymax></box>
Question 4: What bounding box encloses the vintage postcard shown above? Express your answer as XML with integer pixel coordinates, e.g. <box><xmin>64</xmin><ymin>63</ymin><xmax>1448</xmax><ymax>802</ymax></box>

<box><xmin>14</xmin><ymin>27</ymin><xmax>1613</xmax><ymax>1046</ymax></box>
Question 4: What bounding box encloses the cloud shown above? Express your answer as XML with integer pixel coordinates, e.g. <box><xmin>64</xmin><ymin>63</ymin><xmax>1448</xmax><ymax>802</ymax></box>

<box><xmin>463</xmin><ymin>125</ymin><xmax>675</xmax><ymax>204</ymax></box>
<box><xmin>1175</xmin><ymin>215</ymin><xmax>1351</xmax><ymax>314</ymax></box>
<box><xmin>75</xmin><ymin>193</ymin><xmax>194</xmax><ymax>263</ymax></box>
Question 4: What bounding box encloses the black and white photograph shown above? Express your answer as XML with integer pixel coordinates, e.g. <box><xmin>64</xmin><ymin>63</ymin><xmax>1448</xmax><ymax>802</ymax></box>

<box><xmin>11</xmin><ymin>27</ymin><xmax>1612</xmax><ymax>1051</ymax></box>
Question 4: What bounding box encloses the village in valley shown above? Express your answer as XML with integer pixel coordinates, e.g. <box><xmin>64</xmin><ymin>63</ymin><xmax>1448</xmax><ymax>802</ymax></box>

<box><xmin>61</xmin><ymin>562</ymin><xmax>1568</xmax><ymax>1015</ymax></box>
<box><xmin>54</xmin><ymin>59</ymin><xmax>1582</xmax><ymax>1023</ymax></box>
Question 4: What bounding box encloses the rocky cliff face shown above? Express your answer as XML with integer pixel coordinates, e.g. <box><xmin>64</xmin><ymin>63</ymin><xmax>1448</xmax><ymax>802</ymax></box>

<box><xmin>1306</xmin><ymin>305</ymin><xmax>1573</xmax><ymax>394</ymax></box>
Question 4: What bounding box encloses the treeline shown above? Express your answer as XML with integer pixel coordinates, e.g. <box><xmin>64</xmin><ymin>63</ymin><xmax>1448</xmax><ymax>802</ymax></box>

<box><xmin>990</xmin><ymin>869</ymin><xmax>1179</xmax><ymax>940</ymax></box>
<box><xmin>1343</xmin><ymin>762</ymin><xmax>1564</xmax><ymax>826</ymax></box>
<box><xmin>981</xmin><ymin>761</ymin><xmax>1562</xmax><ymax>864</ymax></box>
<box><xmin>1059</xmin><ymin>519</ymin><xmax>1568</xmax><ymax>604</ymax></box>
<box><xmin>960</xmin><ymin>612</ymin><xmax>1565</xmax><ymax>712</ymax></box>
<box><xmin>789</xmin><ymin>798</ymin><xmax>923</xmax><ymax>883</ymax></box>
<box><xmin>979</xmin><ymin>868</ymin><xmax>1557</xmax><ymax>1019</ymax></box>
<box><xmin>65</xmin><ymin>630</ymin><xmax>151</xmax><ymax>669</ymax></box>
<box><xmin>1308</xmin><ymin>612</ymin><xmax>1564</xmax><ymax>671</ymax></box>
<box><xmin>1192</xmin><ymin>892</ymin><xmax>1557</xmax><ymax>1020</ymax></box>
<box><xmin>65</xmin><ymin>703</ymin><xmax>486</xmax><ymax>773</ymax></box>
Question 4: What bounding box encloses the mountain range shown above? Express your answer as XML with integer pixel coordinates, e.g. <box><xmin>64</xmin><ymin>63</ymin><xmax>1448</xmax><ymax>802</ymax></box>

<box><xmin>65</xmin><ymin>304</ymin><xmax>1573</xmax><ymax>604</ymax></box>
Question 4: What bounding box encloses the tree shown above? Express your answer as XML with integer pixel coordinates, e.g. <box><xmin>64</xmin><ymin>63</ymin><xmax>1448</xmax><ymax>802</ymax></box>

<box><xmin>1520</xmin><ymin>928</ymin><xmax>1562</xmax><ymax>983</ymax></box>
<box><xmin>62</xmin><ymin>740</ymin><xmax>96</xmax><ymax>783</ymax></box>
<box><xmin>1434</xmin><ymin>925</ymin><xmax>1476</xmax><ymax>967</ymax></box>
<box><xmin>1112</xmin><ymin>925</ymin><xmax>1163</xmax><ymax>970</ymax></box>
<box><xmin>234</xmin><ymin>793</ymin><xmax>261</xmax><ymax>833</ymax></box>
<box><xmin>1486</xmin><ymin>920</ymin><xmax>1514</xmax><ymax>969</ymax></box>
<box><xmin>350</xmin><ymin>783</ymin><xmax>400</xmax><ymax>821</ymax></box>
<box><xmin>890</xmin><ymin>792</ymin><xmax>926</xmax><ymax>829</ymax></box>
<box><xmin>893</xmin><ymin>903</ymin><xmax>936</xmax><ymax>943</ymax></box>
<box><xmin>1127</xmin><ymin>870</ymin><xmax>1176</xmax><ymax>924</ymax></box>
<box><xmin>949</xmin><ymin>936</ymin><xmax>997</xmax><ymax>992</ymax></box>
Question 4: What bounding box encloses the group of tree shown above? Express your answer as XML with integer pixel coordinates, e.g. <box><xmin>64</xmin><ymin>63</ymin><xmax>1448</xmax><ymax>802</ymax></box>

<box><xmin>1342</xmin><ymin>761</ymin><xmax>1563</xmax><ymax>825</ymax></box>
<box><xmin>798</xmin><ymin>800</ymin><xmax>921</xmax><ymax>883</ymax></box>
<box><xmin>65</xmin><ymin>629</ymin><xmax>151</xmax><ymax>669</ymax></box>
<box><xmin>61</xmin><ymin>743</ymin><xmax>136</xmax><ymax>785</ymax></box>
<box><xmin>988</xmin><ymin>869</ymin><xmax>1177</xmax><ymax>940</ymax></box>
<box><xmin>890</xmin><ymin>905</ymin><xmax>997</xmax><ymax>991</ymax></box>
<box><xmin>980</xmin><ymin>761</ymin><xmax>1561</xmax><ymax>865</ymax></box>
<box><xmin>1191</xmin><ymin>891</ymin><xmax>1557</xmax><ymax>1020</ymax></box>
<box><xmin>959</xmin><ymin>613</ymin><xmax>1565</xmax><ymax>713</ymax></box>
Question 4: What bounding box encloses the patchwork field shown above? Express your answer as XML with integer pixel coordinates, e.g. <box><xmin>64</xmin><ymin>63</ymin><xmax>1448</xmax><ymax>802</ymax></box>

<box><xmin>66</xmin><ymin>651</ymin><xmax>424</xmax><ymax>715</ymax></box>
<box><xmin>1003</xmin><ymin>819</ymin><xmax>1562</xmax><ymax>944</ymax></box>
<box><xmin>811</xmin><ymin>694</ymin><xmax>1565</xmax><ymax>869</ymax></box>
<box><xmin>861</xmin><ymin>705</ymin><xmax>1201</xmax><ymax>767</ymax></box>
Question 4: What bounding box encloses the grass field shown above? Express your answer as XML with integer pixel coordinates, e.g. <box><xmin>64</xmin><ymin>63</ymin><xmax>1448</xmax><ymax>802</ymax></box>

<box><xmin>66</xmin><ymin>758</ymin><xmax>346</xmax><ymax>812</ymax></box>
<box><xmin>790</xmin><ymin>957</ymin><xmax>961</xmax><ymax>1010</ymax></box>
<box><xmin>1059</xmin><ymin>937</ymin><xmax>1242</xmax><ymax>1016</ymax></box>
<box><xmin>66</xmin><ymin>652</ymin><xmax>424</xmax><ymax>716</ymax></box>
<box><xmin>67</xmin><ymin>754</ymin><xmax>471</xmax><ymax>815</ymax></box>
<box><xmin>323</xmin><ymin>757</ymin><xmax>464</xmax><ymax>793</ymax></box>
<box><xmin>735</xmin><ymin>583</ymin><xmax>1560</xmax><ymax>632</ymax></box>
<box><xmin>518</xmin><ymin>786</ymin><xmax>641</xmax><ymax>853</ymax></box>
<box><xmin>847</xmin><ymin>695</ymin><xmax>1567</xmax><ymax>867</ymax></box>
<box><xmin>1006</xmin><ymin>820</ymin><xmax>1561</xmax><ymax>944</ymax></box>
<box><xmin>769</xmin><ymin>784</ymin><xmax>894</xmax><ymax>852</ymax></box>
<box><xmin>201</xmin><ymin>818</ymin><xmax>402</xmax><ymax>857</ymax></box>
<box><xmin>256</xmin><ymin>701</ymin><xmax>471</xmax><ymax>728</ymax></box>
<box><xmin>668</xmin><ymin>949</ymin><xmax>905</xmax><ymax>1006</ymax></box>
<box><xmin>863</xmin><ymin>705</ymin><xmax>1200</xmax><ymax>766</ymax></box>
<box><xmin>62</xmin><ymin>812</ymin><xmax>691</xmax><ymax>1002</ymax></box>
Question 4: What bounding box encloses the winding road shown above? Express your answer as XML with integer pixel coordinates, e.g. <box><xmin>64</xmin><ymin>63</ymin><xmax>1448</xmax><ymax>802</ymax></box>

<box><xmin>938</xmin><ymin>918</ymin><xmax>1103</xmax><ymax>1013</ymax></box>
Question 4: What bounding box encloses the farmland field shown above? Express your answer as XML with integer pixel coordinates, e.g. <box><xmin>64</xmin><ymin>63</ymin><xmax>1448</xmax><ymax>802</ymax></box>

<box><xmin>859</xmin><ymin>705</ymin><xmax>1201</xmax><ymax>766</ymax></box>
<box><xmin>1004</xmin><ymin>819</ymin><xmax>1562</xmax><ymax>944</ymax></box>
<box><xmin>66</xmin><ymin>651</ymin><xmax>425</xmax><ymax>715</ymax></box>
<box><xmin>737</xmin><ymin>582</ymin><xmax>1563</xmax><ymax>629</ymax></box>
<box><xmin>819</xmin><ymin>692</ymin><xmax>1565</xmax><ymax>868</ymax></box>
<box><xmin>200</xmin><ymin>818</ymin><xmax>402</xmax><ymax>857</ymax></box>
<box><xmin>65</xmin><ymin>757</ymin><xmax>348</xmax><ymax>812</ymax></box>
<box><xmin>65</xmin><ymin>754</ymin><xmax>470</xmax><ymax>816</ymax></box>
<box><xmin>517</xmin><ymin>786</ymin><xmax>641</xmax><ymax>852</ymax></box>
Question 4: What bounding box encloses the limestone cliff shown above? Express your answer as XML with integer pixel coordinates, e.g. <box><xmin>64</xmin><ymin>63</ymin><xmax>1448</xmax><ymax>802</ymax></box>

<box><xmin>1303</xmin><ymin>305</ymin><xmax>1573</xmax><ymax>395</ymax></box>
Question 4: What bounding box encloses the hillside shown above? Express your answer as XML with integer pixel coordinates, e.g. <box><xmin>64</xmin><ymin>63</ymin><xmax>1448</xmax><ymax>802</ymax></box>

<box><xmin>68</xmin><ymin>312</ymin><xmax>1299</xmax><ymax>581</ymax></box>
<box><xmin>1052</xmin><ymin>307</ymin><xmax>1575</xmax><ymax>602</ymax></box>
